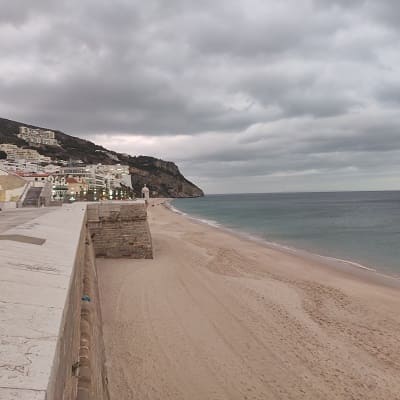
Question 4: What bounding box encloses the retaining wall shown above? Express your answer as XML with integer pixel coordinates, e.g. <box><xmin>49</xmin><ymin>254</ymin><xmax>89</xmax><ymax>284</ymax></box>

<box><xmin>46</xmin><ymin>215</ymin><xmax>109</xmax><ymax>400</ymax></box>
<box><xmin>0</xmin><ymin>201</ymin><xmax>152</xmax><ymax>400</ymax></box>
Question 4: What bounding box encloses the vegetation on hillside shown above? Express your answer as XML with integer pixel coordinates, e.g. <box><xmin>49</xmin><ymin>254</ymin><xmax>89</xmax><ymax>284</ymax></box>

<box><xmin>0</xmin><ymin>117</ymin><xmax>204</xmax><ymax>197</ymax></box>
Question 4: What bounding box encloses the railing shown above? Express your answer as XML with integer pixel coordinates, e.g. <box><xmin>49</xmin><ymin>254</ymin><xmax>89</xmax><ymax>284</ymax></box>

<box><xmin>40</xmin><ymin>181</ymin><xmax>53</xmax><ymax>206</ymax></box>
<box><xmin>16</xmin><ymin>181</ymin><xmax>33</xmax><ymax>208</ymax></box>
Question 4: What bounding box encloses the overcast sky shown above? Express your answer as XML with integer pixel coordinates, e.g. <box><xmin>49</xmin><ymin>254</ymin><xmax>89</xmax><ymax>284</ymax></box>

<box><xmin>1</xmin><ymin>0</ymin><xmax>400</xmax><ymax>193</ymax></box>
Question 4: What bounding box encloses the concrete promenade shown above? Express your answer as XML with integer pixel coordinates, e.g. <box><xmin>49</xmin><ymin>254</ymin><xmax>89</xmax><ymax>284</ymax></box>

<box><xmin>0</xmin><ymin>208</ymin><xmax>54</xmax><ymax>234</ymax></box>
<box><xmin>0</xmin><ymin>201</ymin><xmax>151</xmax><ymax>400</ymax></box>
<box><xmin>0</xmin><ymin>204</ymin><xmax>87</xmax><ymax>400</ymax></box>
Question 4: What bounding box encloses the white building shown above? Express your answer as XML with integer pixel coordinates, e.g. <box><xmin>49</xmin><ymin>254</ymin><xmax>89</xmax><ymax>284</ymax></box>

<box><xmin>121</xmin><ymin>174</ymin><xmax>133</xmax><ymax>189</ymax></box>
<box><xmin>87</xmin><ymin>164</ymin><xmax>131</xmax><ymax>190</ymax></box>
<box><xmin>43</xmin><ymin>164</ymin><xmax>62</xmax><ymax>174</ymax></box>
<box><xmin>0</xmin><ymin>144</ymin><xmax>19</xmax><ymax>159</ymax></box>
<box><xmin>17</xmin><ymin>172</ymin><xmax>50</xmax><ymax>186</ymax></box>
<box><xmin>95</xmin><ymin>164</ymin><xmax>130</xmax><ymax>176</ymax></box>
<box><xmin>0</xmin><ymin>159</ymin><xmax>41</xmax><ymax>173</ymax></box>
<box><xmin>61</xmin><ymin>166</ymin><xmax>106</xmax><ymax>191</ymax></box>
<box><xmin>0</xmin><ymin>143</ymin><xmax>52</xmax><ymax>164</ymax></box>
<box><xmin>18</xmin><ymin>126</ymin><xmax>59</xmax><ymax>146</ymax></box>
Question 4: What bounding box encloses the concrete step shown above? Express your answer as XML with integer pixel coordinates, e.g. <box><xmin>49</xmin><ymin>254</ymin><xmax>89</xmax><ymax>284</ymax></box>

<box><xmin>22</xmin><ymin>187</ymin><xmax>43</xmax><ymax>207</ymax></box>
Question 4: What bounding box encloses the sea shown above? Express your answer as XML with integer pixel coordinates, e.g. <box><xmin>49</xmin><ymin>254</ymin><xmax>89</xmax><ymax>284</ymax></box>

<box><xmin>172</xmin><ymin>191</ymin><xmax>400</xmax><ymax>277</ymax></box>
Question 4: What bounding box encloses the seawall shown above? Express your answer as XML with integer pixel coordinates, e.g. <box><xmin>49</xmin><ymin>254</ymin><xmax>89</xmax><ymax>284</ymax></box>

<box><xmin>0</xmin><ymin>201</ymin><xmax>152</xmax><ymax>400</ymax></box>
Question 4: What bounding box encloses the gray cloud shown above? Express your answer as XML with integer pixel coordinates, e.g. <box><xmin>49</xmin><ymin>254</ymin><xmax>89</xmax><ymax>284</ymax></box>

<box><xmin>377</xmin><ymin>83</ymin><xmax>400</xmax><ymax>105</ymax></box>
<box><xmin>1</xmin><ymin>0</ymin><xmax>400</xmax><ymax>192</ymax></box>
<box><xmin>0</xmin><ymin>0</ymin><xmax>58</xmax><ymax>25</ymax></box>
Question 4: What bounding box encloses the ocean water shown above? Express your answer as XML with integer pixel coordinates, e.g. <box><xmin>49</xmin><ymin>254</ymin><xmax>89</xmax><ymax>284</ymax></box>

<box><xmin>173</xmin><ymin>192</ymin><xmax>400</xmax><ymax>276</ymax></box>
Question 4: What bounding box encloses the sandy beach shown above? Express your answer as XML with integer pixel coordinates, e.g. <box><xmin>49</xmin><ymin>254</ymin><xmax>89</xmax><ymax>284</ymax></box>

<box><xmin>98</xmin><ymin>199</ymin><xmax>400</xmax><ymax>399</ymax></box>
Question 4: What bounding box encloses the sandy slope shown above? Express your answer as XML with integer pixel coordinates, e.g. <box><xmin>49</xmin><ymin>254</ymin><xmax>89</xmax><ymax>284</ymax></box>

<box><xmin>98</xmin><ymin>200</ymin><xmax>400</xmax><ymax>400</ymax></box>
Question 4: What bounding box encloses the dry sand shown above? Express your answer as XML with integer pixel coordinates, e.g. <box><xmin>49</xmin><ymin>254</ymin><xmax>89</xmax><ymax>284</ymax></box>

<box><xmin>98</xmin><ymin>199</ymin><xmax>400</xmax><ymax>399</ymax></box>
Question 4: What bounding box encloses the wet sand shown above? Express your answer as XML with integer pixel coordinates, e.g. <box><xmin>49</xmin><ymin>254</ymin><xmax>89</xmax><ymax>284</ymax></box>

<box><xmin>98</xmin><ymin>199</ymin><xmax>400</xmax><ymax>399</ymax></box>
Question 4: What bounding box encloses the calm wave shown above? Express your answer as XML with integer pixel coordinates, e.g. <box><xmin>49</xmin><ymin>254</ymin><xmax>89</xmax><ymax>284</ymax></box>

<box><xmin>173</xmin><ymin>192</ymin><xmax>400</xmax><ymax>276</ymax></box>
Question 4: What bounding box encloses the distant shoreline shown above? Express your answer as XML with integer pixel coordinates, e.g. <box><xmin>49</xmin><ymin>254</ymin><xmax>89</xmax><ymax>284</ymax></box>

<box><xmin>99</xmin><ymin>197</ymin><xmax>400</xmax><ymax>399</ymax></box>
<box><xmin>166</xmin><ymin>198</ymin><xmax>400</xmax><ymax>290</ymax></box>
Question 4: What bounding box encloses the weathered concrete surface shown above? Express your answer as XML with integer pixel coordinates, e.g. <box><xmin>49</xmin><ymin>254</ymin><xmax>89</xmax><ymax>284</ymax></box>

<box><xmin>0</xmin><ymin>201</ymin><xmax>151</xmax><ymax>400</ymax></box>
<box><xmin>0</xmin><ymin>389</ymin><xmax>45</xmax><ymax>400</ymax></box>
<box><xmin>0</xmin><ymin>234</ymin><xmax>46</xmax><ymax>245</ymax></box>
<box><xmin>0</xmin><ymin>204</ymin><xmax>87</xmax><ymax>400</ymax></box>
<box><xmin>0</xmin><ymin>208</ymin><xmax>54</xmax><ymax>233</ymax></box>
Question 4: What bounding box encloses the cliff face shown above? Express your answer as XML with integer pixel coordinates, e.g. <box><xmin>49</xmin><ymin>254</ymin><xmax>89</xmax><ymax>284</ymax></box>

<box><xmin>0</xmin><ymin>117</ymin><xmax>204</xmax><ymax>198</ymax></box>
<box><xmin>129</xmin><ymin>156</ymin><xmax>204</xmax><ymax>198</ymax></box>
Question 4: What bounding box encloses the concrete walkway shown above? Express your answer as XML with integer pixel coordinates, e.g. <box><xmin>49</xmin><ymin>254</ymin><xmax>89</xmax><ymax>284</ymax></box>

<box><xmin>0</xmin><ymin>204</ymin><xmax>87</xmax><ymax>400</ymax></box>
<box><xmin>0</xmin><ymin>208</ymin><xmax>55</xmax><ymax>234</ymax></box>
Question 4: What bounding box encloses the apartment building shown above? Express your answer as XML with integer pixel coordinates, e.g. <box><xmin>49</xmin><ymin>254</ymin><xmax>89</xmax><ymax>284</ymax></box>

<box><xmin>18</xmin><ymin>126</ymin><xmax>59</xmax><ymax>146</ymax></box>
<box><xmin>0</xmin><ymin>144</ymin><xmax>51</xmax><ymax>163</ymax></box>
<box><xmin>61</xmin><ymin>166</ymin><xmax>106</xmax><ymax>191</ymax></box>
<box><xmin>95</xmin><ymin>164</ymin><xmax>131</xmax><ymax>190</ymax></box>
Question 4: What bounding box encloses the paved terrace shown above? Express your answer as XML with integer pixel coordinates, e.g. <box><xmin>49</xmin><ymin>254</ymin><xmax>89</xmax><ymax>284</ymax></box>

<box><xmin>0</xmin><ymin>204</ymin><xmax>87</xmax><ymax>400</ymax></box>
<box><xmin>0</xmin><ymin>201</ymin><xmax>150</xmax><ymax>400</ymax></box>
<box><xmin>0</xmin><ymin>208</ymin><xmax>55</xmax><ymax>234</ymax></box>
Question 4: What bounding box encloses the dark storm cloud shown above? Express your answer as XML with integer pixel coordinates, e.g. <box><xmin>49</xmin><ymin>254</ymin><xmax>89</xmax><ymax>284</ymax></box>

<box><xmin>1</xmin><ymin>0</ymin><xmax>399</xmax><ymax>192</ymax></box>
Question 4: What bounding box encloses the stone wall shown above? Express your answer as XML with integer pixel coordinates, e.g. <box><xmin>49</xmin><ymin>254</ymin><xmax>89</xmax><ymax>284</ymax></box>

<box><xmin>48</xmin><ymin>201</ymin><xmax>153</xmax><ymax>399</ymax></box>
<box><xmin>47</xmin><ymin>214</ymin><xmax>110</xmax><ymax>400</ymax></box>
<box><xmin>87</xmin><ymin>202</ymin><xmax>153</xmax><ymax>259</ymax></box>
<box><xmin>46</xmin><ymin>221</ymin><xmax>84</xmax><ymax>400</ymax></box>
<box><xmin>76</xmin><ymin>231</ymin><xmax>110</xmax><ymax>400</ymax></box>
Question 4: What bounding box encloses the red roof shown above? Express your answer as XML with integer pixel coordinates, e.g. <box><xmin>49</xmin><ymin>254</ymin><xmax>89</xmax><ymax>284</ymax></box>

<box><xmin>66</xmin><ymin>177</ymin><xmax>79</xmax><ymax>184</ymax></box>
<box><xmin>17</xmin><ymin>172</ymin><xmax>49</xmax><ymax>177</ymax></box>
